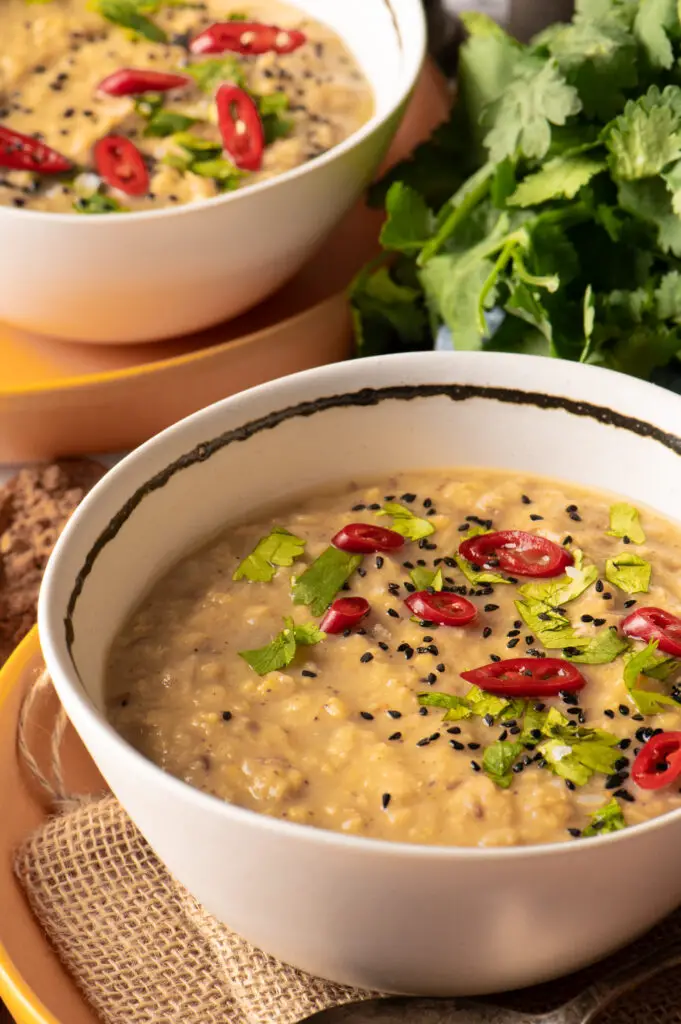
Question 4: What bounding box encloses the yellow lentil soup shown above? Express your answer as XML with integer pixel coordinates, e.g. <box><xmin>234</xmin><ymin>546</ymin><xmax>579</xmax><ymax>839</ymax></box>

<box><xmin>106</xmin><ymin>468</ymin><xmax>681</xmax><ymax>847</ymax></box>
<box><xmin>1</xmin><ymin>0</ymin><xmax>373</xmax><ymax>212</ymax></box>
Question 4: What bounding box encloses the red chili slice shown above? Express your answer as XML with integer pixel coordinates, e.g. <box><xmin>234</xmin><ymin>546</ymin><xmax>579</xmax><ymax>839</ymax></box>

<box><xmin>97</xmin><ymin>68</ymin><xmax>190</xmax><ymax>96</ymax></box>
<box><xmin>320</xmin><ymin>597</ymin><xmax>370</xmax><ymax>634</ymax></box>
<box><xmin>332</xmin><ymin>523</ymin><xmax>404</xmax><ymax>555</ymax></box>
<box><xmin>94</xmin><ymin>135</ymin><xmax>149</xmax><ymax>196</ymax></box>
<box><xmin>632</xmin><ymin>732</ymin><xmax>681</xmax><ymax>790</ymax></box>
<box><xmin>621</xmin><ymin>606</ymin><xmax>681</xmax><ymax>658</ymax></box>
<box><xmin>215</xmin><ymin>83</ymin><xmax>264</xmax><ymax>171</ymax></box>
<box><xmin>190</xmin><ymin>21</ymin><xmax>306</xmax><ymax>56</ymax></box>
<box><xmin>460</xmin><ymin>658</ymin><xmax>587</xmax><ymax>698</ymax></box>
<box><xmin>0</xmin><ymin>124</ymin><xmax>72</xmax><ymax>174</ymax></box>
<box><xmin>404</xmin><ymin>591</ymin><xmax>477</xmax><ymax>627</ymax></box>
<box><xmin>459</xmin><ymin>530</ymin><xmax>574</xmax><ymax>578</ymax></box>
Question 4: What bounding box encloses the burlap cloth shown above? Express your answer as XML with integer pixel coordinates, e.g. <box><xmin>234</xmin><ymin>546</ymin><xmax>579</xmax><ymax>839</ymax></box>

<box><xmin>11</xmin><ymin>673</ymin><xmax>681</xmax><ymax>1024</ymax></box>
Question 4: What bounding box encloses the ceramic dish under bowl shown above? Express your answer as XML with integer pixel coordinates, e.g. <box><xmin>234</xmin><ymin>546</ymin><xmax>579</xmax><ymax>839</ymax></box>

<box><xmin>37</xmin><ymin>352</ymin><xmax>681</xmax><ymax>996</ymax></box>
<box><xmin>0</xmin><ymin>0</ymin><xmax>425</xmax><ymax>345</ymax></box>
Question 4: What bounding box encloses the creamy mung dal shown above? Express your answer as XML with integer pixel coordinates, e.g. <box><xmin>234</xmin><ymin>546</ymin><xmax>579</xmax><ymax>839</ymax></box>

<box><xmin>1</xmin><ymin>0</ymin><xmax>372</xmax><ymax>212</ymax></box>
<box><xmin>106</xmin><ymin>468</ymin><xmax>681</xmax><ymax>847</ymax></box>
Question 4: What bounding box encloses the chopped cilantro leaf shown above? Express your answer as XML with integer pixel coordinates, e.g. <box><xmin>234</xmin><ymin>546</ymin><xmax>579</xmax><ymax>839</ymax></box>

<box><xmin>183</xmin><ymin>57</ymin><xmax>245</xmax><ymax>92</ymax></box>
<box><xmin>482</xmin><ymin>741</ymin><xmax>524</xmax><ymax>788</ymax></box>
<box><xmin>623</xmin><ymin>640</ymin><xmax>680</xmax><ymax>714</ymax></box>
<box><xmin>257</xmin><ymin>92</ymin><xmax>293</xmax><ymax>145</ymax></box>
<box><xmin>233</xmin><ymin>527</ymin><xmax>306</xmax><ymax>583</ymax></box>
<box><xmin>605</xmin><ymin>553</ymin><xmax>651</xmax><ymax>593</ymax></box>
<box><xmin>605</xmin><ymin>88</ymin><xmax>681</xmax><ymax>181</ymax></box>
<box><xmin>581</xmin><ymin>798</ymin><xmax>627</xmax><ymax>838</ymax></box>
<box><xmin>73</xmin><ymin>193</ymin><xmax>127</xmax><ymax>214</ymax></box>
<box><xmin>606</xmin><ymin>502</ymin><xmax>646</xmax><ymax>544</ymax></box>
<box><xmin>91</xmin><ymin>0</ymin><xmax>167</xmax><ymax>42</ymax></box>
<box><xmin>418</xmin><ymin>685</ymin><xmax>510</xmax><ymax>723</ymax></box>
<box><xmin>292</xmin><ymin>547</ymin><xmax>362</xmax><ymax>616</ymax></box>
<box><xmin>239</xmin><ymin>617</ymin><xmax>324</xmax><ymax>676</ymax></box>
<box><xmin>173</xmin><ymin>132</ymin><xmax>222</xmax><ymax>155</ymax></box>
<box><xmin>518</xmin><ymin>551</ymin><xmax>598</xmax><ymax>605</ymax></box>
<box><xmin>134</xmin><ymin>92</ymin><xmax>165</xmax><ymax>119</ymax></box>
<box><xmin>191</xmin><ymin>157</ymin><xmax>243</xmax><ymax>189</ymax></box>
<box><xmin>409</xmin><ymin>566</ymin><xmax>443</xmax><ymax>591</ymax></box>
<box><xmin>375</xmin><ymin>501</ymin><xmax>434</xmax><ymax>542</ymax></box>
<box><xmin>379</xmin><ymin>182</ymin><xmax>435</xmax><ymax>255</ymax></box>
<box><xmin>508</xmin><ymin>153</ymin><xmax>605</xmax><ymax>208</ymax></box>
<box><xmin>565</xmin><ymin>627</ymin><xmax>630</xmax><ymax>665</ymax></box>
<box><xmin>144</xmin><ymin>111</ymin><xmax>197</xmax><ymax>137</ymax></box>
<box><xmin>515</xmin><ymin>599</ymin><xmax>590</xmax><ymax>649</ymax></box>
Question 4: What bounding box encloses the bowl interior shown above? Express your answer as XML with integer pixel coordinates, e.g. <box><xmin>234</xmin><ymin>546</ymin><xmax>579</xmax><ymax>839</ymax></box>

<box><xmin>39</xmin><ymin>352</ymin><xmax>681</xmax><ymax>719</ymax></box>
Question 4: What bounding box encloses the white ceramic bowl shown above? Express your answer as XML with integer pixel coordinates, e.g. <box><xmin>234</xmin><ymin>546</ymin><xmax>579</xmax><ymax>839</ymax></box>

<box><xmin>38</xmin><ymin>352</ymin><xmax>681</xmax><ymax>996</ymax></box>
<box><xmin>0</xmin><ymin>0</ymin><xmax>425</xmax><ymax>345</ymax></box>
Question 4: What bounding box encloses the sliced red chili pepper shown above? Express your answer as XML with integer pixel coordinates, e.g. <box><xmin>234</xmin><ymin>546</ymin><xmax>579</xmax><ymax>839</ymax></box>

<box><xmin>331</xmin><ymin>523</ymin><xmax>404</xmax><ymax>555</ymax></box>
<box><xmin>460</xmin><ymin>658</ymin><xmax>587</xmax><ymax>697</ymax></box>
<box><xmin>0</xmin><ymin>124</ymin><xmax>72</xmax><ymax>174</ymax></box>
<box><xmin>621</xmin><ymin>606</ymin><xmax>681</xmax><ymax>658</ymax></box>
<box><xmin>632</xmin><ymin>732</ymin><xmax>681</xmax><ymax>790</ymax></box>
<box><xmin>216</xmin><ymin>84</ymin><xmax>265</xmax><ymax>171</ymax></box>
<box><xmin>459</xmin><ymin>530</ymin><xmax>574</xmax><ymax>578</ymax></box>
<box><xmin>94</xmin><ymin>135</ymin><xmax>149</xmax><ymax>196</ymax></box>
<box><xmin>97</xmin><ymin>68</ymin><xmax>190</xmax><ymax>96</ymax></box>
<box><xmin>404</xmin><ymin>591</ymin><xmax>477</xmax><ymax>627</ymax></box>
<box><xmin>320</xmin><ymin>597</ymin><xmax>370</xmax><ymax>634</ymax></box>
<box><xmin>190</xmin><ymin>21</ymin><xmax>306</xmax><ymax>56</ymax></box>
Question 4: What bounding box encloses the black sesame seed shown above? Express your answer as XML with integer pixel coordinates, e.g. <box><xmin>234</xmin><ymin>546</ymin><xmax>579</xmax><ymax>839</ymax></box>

<box><xmin>595</xmin><ymin>580</ymin><xmax>604</xmax><ymax>593</ymax></box>
<box><xmin>566</xmin><ymin>504</ymin><xmax>578</xmax><ymax>513</ymax></box>
<box><xmin>419</xmin><ymin>707</ymin><xmax>428</xmax><ymax>716</ymax></box>
<box><xmin>388</xmin><ymin>732</ymin><xmax>402</xmax><ymax>741</ymax></box>
<box><xmin>357</xmin><ymin>567</ymin><xmax>367</xmax><ymax>578</ymax></box>
<box><xmin>563</xmin><ymin>536</ymin><xmax>573</xmax><ymax>546</ymax></box>
<box><xmin>375</xmin><ymin>556</ymin><xmax>384</xmax><ymax>569</ymax></box>
<box><xmin>416</xmin><ymin>736</ymin><xmax>431</xmax><ymax>747</ymax></box>
<box><xmin>507</xmin><ymin>638</ymin><xmax>520</xmax><ymax>649</ymax></box>
<box><xmin>482</xmin><ymin>626</ymin><xmax>492</xmax><ymax>639</ymax></box>
<box><xmin>593</xmin><ymin>617</ymin><xmax>606</xmax><ymax>627</ymax></box>
<box><xmin>423</xmin><ymin>635</ymin><xmax>434</xmax><ymax>643</ymax></box>
<box><xmin>533</xmin><ymin>703</ymin><xmax>546</xmax><ymax>712</ymax></box>
<box><xmin>619</xmin><ymin>738</ymin><xmax>632</xmax><ymax>750</ymax></box>
<box><xmin>360</xmin><ymin>711</ymin><xmax>374</xmax><ymax>720</ymax></box>
<box><xmin>368</xmin><ymin>503</ymin><xmax>381</xmax><ymax>511</ymax></box>
<box><xmin>221</xmin><ymin>711</ymin><xmax>232</xmax><ymax>721</ymax></box>
<box><xmin>403</xmin><ymin>560</ymin><xmax>414</xmax><ymax>569</ymax></box>
<box><xmin>521</xmin><ymin>494</ymin><xmax>532</xmax><ymax>504</ymax></box>
<box><xmin>490</xmin><ymin>654</ymin><xmax>501</xmax><ymax>663</ymax></box>
<box><xmin>529</xmin><ymin>514</ymin><xmax>544</xmax><ymax>521</ymax></box>
<box><xmin>447</xmin><ymin>725</ymin><xmax>461</xmax><ymax>735</ymax></box>
<box><xmin>423</xmin><ymin>498</ymin><xmax>433</xmax><ymax>508</ymax></box>
<box><xmin>498</xmin><ymin>729</ymin><xmax>508</xmax><ymax>741</ymax></box>
<box><xmin>436</xmin><ymin>663</ymin><xmax>446</xmax><ymax>672</ymax></box>
<box><xmin>482</xmin><ymin>714</ymin><xmax>494</xmax><ymax>727</ymax></box>
<box><xmin>631</xmin><ymin>713</ymin><xmax>645</xmax><ymax>721</ymax></box>
<box><xmin>387</xmin><ymin>609</ymin><xmax>400</xmax><ymax>619</ymax></box>
<box><xmin>401</xmin><ymin>493</ymin><xmax>416</xmax><ymax>503</ymax></box>
<box><xmin>485</xmin><ymin>604</ymin><xmax>499</xmax><ymax>612</ymax></box>
<box><xmin>509</xmin><ymin>725</ymin><xmax>521</xmax><ymax>735</ymax></box>
<box><xmin>581</xmin><ymin>614</ymin><xmax>593</xmax><ymax>623</ymax></box>
<box><xmin>623</xmin><ymin>535</ymin><xmax>631</xmax><ymax>544</ymax></box>
<box><xmin>615</xmin><ymin>789</ymin><xmax>635</xmax><ymax>802</ymax></box>
<box><xmin>567</xmin><ymin>827</ymin><xmax>582</xmax><ymax>838</ymax></box>
<box><xmin>603</xmin><ymin>709</ymin><xmax>615</xmax><ymax>719</ymax></box>
<box><xmin>565</xmin><ymin>779</ymin><xmax>576</xmax><ymax>791</ymax></box>
<box><xmin>470</xmin><ymin>761</ymin><xmax>481</xmax><ymax>772</ymax></box>
<box><xmin>618</xmin><ymin>704</ymin><xmax>630</xmax><ymax>716</ymax></box>
<box><xmin>377</xmin><ymin>642</ymin><xmax>389</xmax><ymax>652</ymax></box>
<box><xmin>512</xmin><ymin>762</ymin><xmax>524</xmax><ymax>774</ymax></box>
<box><xmin>507</xmin><ymin>629</ymin><xmax>520</xmax><ymax>637</ymax></box>
<box><xmin>301</xmin><ymin>670</ymin><xmax>317</xmax><ymax>678</ymax></box>
<box><xmin>381</xmin><ymin>793</ymin><xmax>392</xmax><ymax>809</ymax></box>
<box><xmin>559</xmin><ymin>691</ymin><xmax>579</xmax><ymax>705</ymax></box>
<box><xmin>569</xmin><ymin>512</ymin><xmax>582</xmax><ymax>522</ymax></box>
<box><xmin>450</xmin><ymin>739</ymin><xmax>465</xmax><ymax>750</ymax></box>
<box><xmin>387</xmin><ymin>710</ymin><xmax>402</xmax><ymax>719</ymax></box>
<box><xmin>624</xmin><ymin>599</ymin><xmax>637</xmax><ymax>608</ymax></box>
<box><xmin>602</xmin><ymin>592</ymin><xmax>613</xmax><ymax>601</ymax></box>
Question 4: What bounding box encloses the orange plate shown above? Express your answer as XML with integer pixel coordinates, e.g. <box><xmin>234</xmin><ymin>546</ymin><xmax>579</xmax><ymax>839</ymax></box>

<box><xmin>0</xmin><ymin>65</ymin><xmax>450</xmax><ymax>464</ymax></box>
<box><xmin>0</xmin><ymin>629</ymin><xmax>106</xmax><ymax>1024</ymax></box>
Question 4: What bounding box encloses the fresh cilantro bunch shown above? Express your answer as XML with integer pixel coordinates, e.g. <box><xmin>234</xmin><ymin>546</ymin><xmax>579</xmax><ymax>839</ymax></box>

<box><xmin>352</xmin><ymin>0</ymin><xmax>681</xmax><ymax>385</ymax></box>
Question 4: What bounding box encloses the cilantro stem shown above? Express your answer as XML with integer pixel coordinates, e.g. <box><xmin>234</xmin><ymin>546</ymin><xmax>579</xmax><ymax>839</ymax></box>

<box><xmin>477</xmin><ymin>239</ymin><xmax>518</xmax><ymax>333</ymax></box>
<box><xmin>418</xmin><ymin>166</ymin><xmax>493</xmax><ymax>266</ymax></box>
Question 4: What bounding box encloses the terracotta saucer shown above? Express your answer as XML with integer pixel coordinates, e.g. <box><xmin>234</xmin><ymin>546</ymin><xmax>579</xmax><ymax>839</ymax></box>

<box><xmin>0</xmin><ymin>64</ymin><xmax>450</xmax><ymax>464</ymax></box>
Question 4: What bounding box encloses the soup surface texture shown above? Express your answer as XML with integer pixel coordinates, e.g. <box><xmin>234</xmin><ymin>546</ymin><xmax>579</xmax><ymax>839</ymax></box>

<box><xmin>1</xmin><ymin>0</ymin><xmax>372</xmax><ymax>212</ymax></box>
<box><xmin>106</xmin><ymin>469</ymin><xmax>681</xmax><ymax>847</ymax></box>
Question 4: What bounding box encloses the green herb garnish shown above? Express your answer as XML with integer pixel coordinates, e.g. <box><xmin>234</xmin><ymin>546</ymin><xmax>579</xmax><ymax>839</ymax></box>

<box><xmin>606</xmin><ymin>502</ymin><xmax>646</xmax><ymax>544</ymax></box>
<box><xmin>90</xmin><ymin>0</ymin><xmax>167</xmax><ymax>42</ymax></box>
<box><xmin>144</xmin><ymin>111</ymin><xmax>197</xmax><ymax>137</ymax></box>
<box><xmin>482</xmin><ymin>741</ymin><xmax>524</xmax><ymax>788</ymax></box>
<box><xmin>233</xmin><ymin>527</ymin><xmax>306</xmax><ymax>583</ymax></box>
<box><xmin>518</xmin><ymin>550</ymin><xmax>597</xmax><ymax>605</ymax></box>
<box><xmin>257</xmin><ymin>92</ymin><xmax>294</xmax><ymax>145</ymax></box>
<box><xmin>173</xmin><ymin>131</ymin><xmax>222</xmax><ymax>155</ymax></box>
<box><xmin>409</xmin><ymin>566</ymin><xmax>443</xmax><ymax>591</ymax></box>
<box><xmin>605</xmin><ymin>552</ymin><xmax>651</xmax><ymax>593</ymax></box>
<box><xmin>538</xmin><ymin>711</ymin><xmax>620</xmax><ymax>787</ymax></box>
<box><xmin>134</xmin><ymin>92</ymin><xmax>165</xmax><ymax>119</ymax></box>
<box><xmin>73</xmin><ymin>193</ymin><xmax>128</xmax><ymax>214</ymax></box>
<box><xmin>238</xmin><ymin>617</ymin><xmax>325</xmax><ymax>676</ymax></box>
<box><xmin>581</xmin><ymin>798</ymin><xmax>627</xmax><ymax>838</ymax></box>
<box><xmin>623</xmin><ymin>640</ymin><xmax>680</xmax><ymax>714</ymax></box>
<box><xmin>515</xmin><ymin>598</ymin><xmax>589</xmax><ymax>649</ymax></box>
<box><xmin>564</xmin><ymin>626</ymin><xmax>630</xmax><ymax>664</ymax></box>
<box><xmin>375</xmin><ymin>501</ymin><xmax>435</xmax><ymax>542</ymax></box>
<box><xmin>191</xmin><ymin>157</ymin><xmax>243</xmax><ymax>189</ymax></box>
<box><xmin>292</xmin><ymin>547</ymin><xmax>363</xmax><ymax>616</ymax></box>
<box><xmin>418</xmin><ymin>685</ymin><xmax>510</xmax><ymax>723</ymax></box>
<box><xmin>183</xmin><ymin>57</ymin><xmax>245</xmax><ymax>92</ymax></box>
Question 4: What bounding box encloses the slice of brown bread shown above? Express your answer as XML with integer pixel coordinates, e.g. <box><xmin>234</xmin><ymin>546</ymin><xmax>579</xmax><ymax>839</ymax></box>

<box><xmin>0</xmin><ymin>459</ymin><xmax>106</xmax><ymax>665</ymax></box>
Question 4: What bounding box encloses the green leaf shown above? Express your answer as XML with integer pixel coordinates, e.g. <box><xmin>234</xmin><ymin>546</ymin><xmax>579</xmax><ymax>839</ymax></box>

<box><xmin>633</xmin><ymin>0</ymin><xmax>678</xmax><ymax>70</ymax></box>
<box><xmin>134</xmin><ymin>92</ymin><xmax>165</xmax><ymax>119</ymax></box>
<box><xmin>419</xmin><ymin>162</ymin><xmax>494</xmax><ymax>264</ymax></box>
<box><xmin>375</xmin><ymin>502</ymin><xmax>434</xmax><ymax>542</ymax></box>
<box><xmin>418</xmin><ymin>691</ymin><xmax>472</xmax><ymax>721</ymax></box>
<box><xmin>173</xmin><ymin>131</ymin><xmax>222</xmax><ymax>155</ymax></box>
<box><xmin>238</xmin><ymin>617</ymin><xmax>324</xmax><ymax>676</ymax></box>
<box><xmin>565</xmin><ymin>627</ymin><xmax>630</xmax><ymax>664</ymax></box>
<box><xmin>655</xmin><ymin>270</ymin><xmax>681</xmax><ymax>321</ymax></box>
<box><xmin>508</xmin><ymin>153</ymin><xmax>605</xmax><ymax>207</ymax></box>
<box><xmin>191</xmin><ymin>157</ymin><xmax>243</xmax><ymax>189</ymax></box>
<box><xmin>454</xmin><ymin>553</ymin><xmax>510</xmax><ymax>586</ymax></box>
<box><xmin>581</xmin><ymin>798</ymin><xmax>627</xmax><ymax>837</ymax></box>
<box><xmin>606</xmin><ymin>502</ymin><xmax>646</xmax><ymax>544</ymax></box>
<box><xmin>606</xmin><ymin>94</ymin><xmax>681</xmax><ymax>181</ymax></box>
<box><xmin>144</xmin><ymin>111</ymin><xmax>197</xmax><ymax>137</ymax></box>
<box><xmin>623</xmin><ymin>640</ymin><xmax>681</xmax><ymax>713</ymax></box>
<box><xmin>643</xmin><ymin>653</ymin><xmax>680</xmax><ymax>680</ymax></box>
<box><xmin>484</xmin><ymin>58</ymin><xmax>582</xmax><ymax>164</ymax></box>
<box><xmin>350</xmin><ymin>264</ymin><xmax>430</xmax><ymax>359</ymax></box>
<box><xmin>539</xmin><ymin>739</ymin><xmax>594</xmax><ymax>786</ymax></box>
<box><xmin>618</xmin><ymin>177</ymin><xmax>681</xmax><ymax>256</ymax></box>
<box><xmin>539</xmin><ymin>718</ymin><xmax>620</xmax><ymax>785</ymax></box>
<box><xmin>73</xmin><ymin>193</ymin><xmax>128</xmax><ymax>214</ymax></box>
<box><xmin>518</xmin><ymin>554</ymin><xmax>598</xmax><ymax>606</ymax></box>
<box><xmin>233</xmin><ymin>527</ymin><xmax>306</xmax><ymax>583</ymax></box>
<box><xmin>292</xmin><ymin>547</ymin><xmax>363</xmax><ymax>616</ymax></box>
<box><xmin>91</xmin><ymin>0</ymin><xmax>167</xmax><ymax>41</ymax></box>
<box><xmin>605</xmin><ymin>553</ymin><xmax>651</xmax><ymax>593</ymax></box>
<box><xmin>515</xmin><ymin>599</ymin><xmax>590</xmax><ymax>649</ymax></box>
<box><xmin>183</xmin><ymin>57</ymin><xmax>245</xmax><ymax>92</ymax></box>
<box><xmin>409</xmin><ymin>566</ymin><xmax>443</xmax><ymax>591</ymax></box>
<box><xmin>379</xmin><ymin>183</ymin><xmax>434</xmax><ymax>255</ymax></box>
<box><xmin>463</xmin><ymin>685</ymin><xmax>513</xmax><ymax>721</ymax></box>
<box><xmin>520</xmin><ymin>703</ymin><xmax>548</xmax><ymax>743</ymax></box>
<box><xmin>482</xmin><ymin>741</ymin><xmax>524</xmax><ymax>788</ymax></box>
<box><xmin>257</xmin><ymin>92</ymin><xmax>293</xmax><ymax>144</ymax></box>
